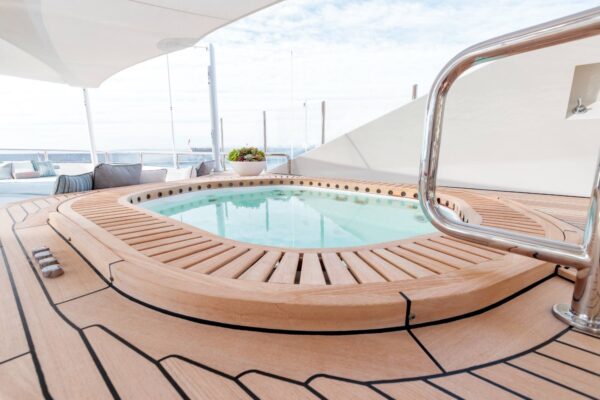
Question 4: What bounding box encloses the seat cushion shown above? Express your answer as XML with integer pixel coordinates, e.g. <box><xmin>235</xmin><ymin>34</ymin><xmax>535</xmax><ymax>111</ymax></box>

<box><xmin>93</xmin><ymin>163</ymin><xmax>142</xmax><ymax>189</ymax></box>
<box><xmin>0</xmin><ymin>163</ymin><xmax>12</xmax><ymax>180</ymax></box>
<box><xmin>53</xmin><ymin>172</ymin><xmax>93</xmax><ymax>194</ymax></box>
<box><xmin>11</xmin><ymin>160</ymin><xmax>35</xmax><ymax>178</ymax></box>
<box><xmin>32</xmin><ymin>160</ymin><xmax>57</xmax><ymax>177</ymax></box>
<box><xmin>140</xmin><ymin>169</ymin><xmax>167</xmax><ymax>184</ymax></box>
<box><xmin>14</xmin><ymin>171</ymin><xmax>41</xmax><ymax>179</ymax></box>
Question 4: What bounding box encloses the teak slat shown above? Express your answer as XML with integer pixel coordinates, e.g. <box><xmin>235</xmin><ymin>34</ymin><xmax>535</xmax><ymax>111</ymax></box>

<box><xmin>340</xmin><ymin>252</ymin><xmax>386</xmax><ymax>283</ymax></box>
<box><xmin>399</xmin><ymin>242</ymin><xmax>473</xmax><ymax>269</ymax></box>
<box><xmin>166</xmin><ymin>243</ymin><xmax>233</xmax><ymax>269</ymax></box>
<box><xmin>299</xmin><ymin>253</ymin><xmax>326</xmax><ymax>285</ymax></box>
<box><xmin>239</xmin><ymin>251</ymin><xmax>282</xmax><ymax>282</ymax></box>
<box><xmin>372</xmin><ymin>248</ymin><xmax>435</xmax><ymax>278</ymax></box>
<box><xmin>153</xmin><ymin>239</ymin><xmax>217</xmax><ymax>263</ymax></box>
<box><xmin>357</xmin><ymin>250</ymin><xmax>413</xmax><ymax>281</ymax></box>
<box><xmin>141</xmin><ymin>237</ymin><xmax>210</xmax><ymax>257</ymax></box>
<box><xmin>186</xmin><ymin>246</ymin><xmax>247</xmax><ymax>273</ymax></box>
<box><xmin>387</xmin><ymin>246</ymin><xmax>457</xmax><ymax>274</ymax></box>
<box><xmin>211</xmin><ymin>249</ymin><xmax>265</xmax><ymax>279</ymax></box>
<box><xmin>269</xmin><ymin>252</ymin><xmax>300</xmax><ymax>283</ymax></box>
<box><xmin>321</xmin><ymin>253</ymin><xmax>356</xmax><ymax>284</ymax></box>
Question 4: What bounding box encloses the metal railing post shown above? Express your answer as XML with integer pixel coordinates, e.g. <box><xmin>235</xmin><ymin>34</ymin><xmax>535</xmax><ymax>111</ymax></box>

<box><xmin>418</xmin><ymin>7</ymin><xmax>600</xmax><ymax>336</ymax></box>
<box><xmin>263</xmin><ymin>110</ymin><xmax>267</xmax><ymax>153</ymax></box>
<box><xmin>554</xmin><ymin>153</ymin><xmax>600</xmax><ymax>332</ymax></box>
<box><xmin>321</xmin><ymin>101</ymin><xmax>326</xmax><ymax>145</ymax></box>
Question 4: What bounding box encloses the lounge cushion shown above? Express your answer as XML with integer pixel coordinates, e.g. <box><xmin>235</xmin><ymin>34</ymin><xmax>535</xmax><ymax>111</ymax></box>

<box><xmin>11</xmin><ymin>160</ymin><xmax>35</xmax><ymax>178</ymax></box>
<box><xmin>93</xmin><ymin>163</ymin><xmax>142</xmax><ymax>189</ymax></box>
<box><xmin>140</xmin><ymin>169</ymin><xmax>167</xmax><ymax>184</ymax></box>
<box><xmin>32</xmin><ymin>160</ymin><xmax>57</xmax><ymax>177</ymax></box>
<box><xmin>14</xmin><ymin>171</ymin><xmax>41</xmax><ymax>179</ymax></box>
<box><xmin>53</xmin><ymin>172</ymin><xmax>93</xmax><ymax>194</ymax></box>
<box><xmin>0</xmin><ymin>163</ymin><xmax>12</xmax><ymax>180</ymax></box>
<box><xmin>196</xmin><ymin>160</ymin><xmax>216</xmax><ymax>177</ymax></box>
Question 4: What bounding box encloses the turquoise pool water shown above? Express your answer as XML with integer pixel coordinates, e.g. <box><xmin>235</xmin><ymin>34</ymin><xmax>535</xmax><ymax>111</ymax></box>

<box><xmin>142</xmin><ymin>186</ymin><xmax>441</xmax><ymax>249</ymax></box>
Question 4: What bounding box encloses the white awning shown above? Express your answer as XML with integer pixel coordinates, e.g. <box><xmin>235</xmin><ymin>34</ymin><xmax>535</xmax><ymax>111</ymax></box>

<box><xmin>0</xmin><ymin>0</ymin><xmax>280</xmax><ymax>87</ymax></box>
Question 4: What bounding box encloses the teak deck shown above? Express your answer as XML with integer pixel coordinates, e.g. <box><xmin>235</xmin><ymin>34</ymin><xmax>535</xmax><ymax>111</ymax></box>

<box><xmin>0</xmin><ymin>175</ymin><xmax>598</xmax><ymax>399</ymax></box>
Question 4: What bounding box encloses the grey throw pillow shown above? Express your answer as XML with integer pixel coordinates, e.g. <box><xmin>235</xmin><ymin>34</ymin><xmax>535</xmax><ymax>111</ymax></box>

<box><xmin>196</xmin><ymin>160</ymin><xmax>216</xmax><ymax>177</ymax></box>
<box><xmin>53</xmin><ymin>172</ymin><xmax>94</xmax><ymax>194</ymax></box>
<box><xmin>140</xmin><ymin>169</ymin><xmax>167</xmax><ymax>184</ymax></box>
<box><xmin>0</xmin><ymin>163</ymin><xmax>12</xmax><ymax>180</ymax></box>
<box><xmin>93</xmin><ymin>163</ymin><xmax>142</xmax><ymax>189</ymax></box>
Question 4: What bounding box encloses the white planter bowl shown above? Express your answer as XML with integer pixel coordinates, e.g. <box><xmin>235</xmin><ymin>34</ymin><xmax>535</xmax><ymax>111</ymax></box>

<box><xmin>230</xmin><ymin>161</ymin><xmax>266</xmax><ymax>176</ymax></box>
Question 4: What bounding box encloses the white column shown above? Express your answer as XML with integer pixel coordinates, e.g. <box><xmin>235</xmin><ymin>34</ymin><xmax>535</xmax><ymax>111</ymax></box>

<box><xmin>166</xmin><ymin>55</ymin><xmax>177</xmax><ymax>168</ymax></box>
<box><xmin>207</xmin><ymin>44</ymin><xmax>222</xmax><ymax>172</ymax></box>
<box><xmin>82</xmin><ymin>88</ymin><xmax>99</xmax><ymax>166</ymax></box>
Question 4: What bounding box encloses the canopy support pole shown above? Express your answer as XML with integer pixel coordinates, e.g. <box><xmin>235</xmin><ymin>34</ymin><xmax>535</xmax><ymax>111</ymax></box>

<box><xmin>207</xmin><ymin>44</ymin><xmax>222</xmax><ymax>172</ymax></box>
<box><xmin>166</xmin><ymin>55</ymin><xmax>177</xmax><ymax>168</ymax></box>
<box><xmin>82</xmin><ymin>88</ymin><xmax>99</xmax><ymax>166</ymax></box>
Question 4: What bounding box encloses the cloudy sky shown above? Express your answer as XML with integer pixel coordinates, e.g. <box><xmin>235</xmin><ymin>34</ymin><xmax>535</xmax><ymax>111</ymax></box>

<box><xmin>0</xmin><ymin>0</ymin><xmax>596</xmax><ymax>153</ymax></box>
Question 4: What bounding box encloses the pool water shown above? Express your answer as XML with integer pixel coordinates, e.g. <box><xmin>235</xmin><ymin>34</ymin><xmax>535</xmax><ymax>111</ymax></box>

<box><xmin>142</xmin><ymin>186</ymin><xmax>442</xmax><ymax>249</ymax></box>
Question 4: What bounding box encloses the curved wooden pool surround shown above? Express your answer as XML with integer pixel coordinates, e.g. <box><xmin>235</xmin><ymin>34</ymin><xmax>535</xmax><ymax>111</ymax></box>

<box><xmin>1</xmin><ymin>174</ymin><xmax>597</xmax><ymax>399</ymax></box>
<box><xmin>45</xmin><ymin>175</ymin><xmax>574</xmax><ymax>331</ymax></box>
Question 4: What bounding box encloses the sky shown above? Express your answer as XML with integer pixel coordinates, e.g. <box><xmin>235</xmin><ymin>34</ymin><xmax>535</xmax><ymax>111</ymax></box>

<box><xmin>0</xmin><ymin>0</ymin><xmax>597</xmax><ymax>153</ymax></box>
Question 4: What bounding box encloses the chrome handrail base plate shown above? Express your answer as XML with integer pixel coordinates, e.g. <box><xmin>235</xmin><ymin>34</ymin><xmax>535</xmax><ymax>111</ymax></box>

<box><xmin>552</xmin><ymin>303</ymin><xmax>600</xmax><ymax>337</ymax></box>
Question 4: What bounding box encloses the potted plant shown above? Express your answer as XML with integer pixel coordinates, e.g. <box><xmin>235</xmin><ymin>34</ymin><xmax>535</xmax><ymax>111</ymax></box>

<box><xmin>227</xmin><ymin>147</ymin><xmax>267</xmax><ymax>176</ymax></box>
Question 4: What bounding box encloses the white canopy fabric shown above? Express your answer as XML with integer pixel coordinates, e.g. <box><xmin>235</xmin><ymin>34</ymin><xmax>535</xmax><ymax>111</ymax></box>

<box><xmin>0</xmin><ymin>0</ymin><xmax>280</xmax><ymax>88</ymax></box>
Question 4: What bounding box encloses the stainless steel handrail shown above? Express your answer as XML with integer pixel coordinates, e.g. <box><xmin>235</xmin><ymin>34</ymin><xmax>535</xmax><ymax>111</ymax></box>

<box><xmin>418</xmin><ymin>7</ymin><xmax>600</xmax><ymax>335</ymax></box>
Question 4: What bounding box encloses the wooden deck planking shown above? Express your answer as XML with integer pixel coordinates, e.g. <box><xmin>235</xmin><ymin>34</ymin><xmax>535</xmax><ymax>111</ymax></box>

<box><xmin>0</xmin><ymin>355</ymin><xmax>44</xmax><ymax>400</ymax></box>
<box><xmin>162</xmin><ymin>357</ymin><xmax>251</xmax><ymax>399</ymax></box>
<box><xmin>310</xmin><ymin>377</ymin><xmax>386</xmax><ymax>399</ymax></box>
<box><xmin>376</xmin><ymin>381</ymin><xmax>455</xmax><ymax>399</ymax></box>
<box><xmin>0</xmin><ymin>210</ymin><xmax>114</xmax><ymax>399</ymax></box>
<box><xmin>239</xmin><ymin>373</ymin><xmax>318</xmax><ymax>400</ymax></box>
<box><xmin>85</xmin><ymin>326</ymin><xmax>182</xmax><ymax>399</ymax></box>
<box><xmin>412</xmin><ymin>277</ymin><xmax>572</xmax><ymax>371</ymax></box>
<box><xmin>429</xmin><ymin>372</ymin><xmax>519</xmax><ymax>399</ymax></box>
<box><xmin>508</xmin><ymin>353</ymin><xmax>600</xmax><ymax>398</ymax></box>
<box><xmin>537</xmin><ymin>341</ymin><xmax>600</xmax><ymax>375</ymax></box>
<box><xmin>0</xmin><ymin>247</ymin><xmax>29</xmax><ymax>363</ymax></box>
<box><xmin>16</xmin><ymin>225</ymin><xmax>107</xmax><ymax>305</ymax></box>
<box><xmin>474</xmin><ymin>363</ymin><xmax>591</xmax><ymax>400</ymax></box>
<box><xmin>1</xmin><ymin>180</ymin><xmax>599</xmax><ymax>399</ymax></box>
<box><xmin>557</xmin><ymin>331</ymin><xmax>600</xmax><ymax>354</ymax></box>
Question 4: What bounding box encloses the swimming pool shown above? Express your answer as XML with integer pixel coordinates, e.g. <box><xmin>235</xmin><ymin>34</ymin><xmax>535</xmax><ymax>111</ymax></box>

<box><xmin>142</xmin><ymin>186</ymin><xmax>445</xmax><ymax>249</ymax></box>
